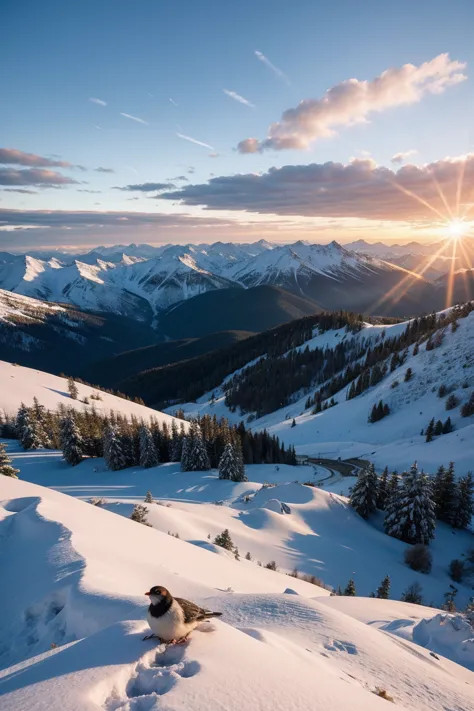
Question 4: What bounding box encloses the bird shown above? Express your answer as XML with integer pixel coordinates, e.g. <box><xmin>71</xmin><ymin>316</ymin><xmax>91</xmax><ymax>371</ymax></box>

<box><xmin>144</xmin><ymin>585</ymin><xmax>222</xmax><ymax>643</ymax></box>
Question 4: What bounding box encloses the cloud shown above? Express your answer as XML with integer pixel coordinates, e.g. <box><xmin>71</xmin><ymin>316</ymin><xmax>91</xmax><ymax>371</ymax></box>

<box><xmin>223</xmin><ymin>89</ymin><xmax>255</xmax><ymax>108</ymax></box>
<box><xmin>2</xmin><ymin>188</ymin><xmax>38</xmax><ymax>194</ymax></box>
<box><xmin>120</xmin><ymin>112</ymin><xmax>149</xmax><ymax>125</ymax></box>
<box><xmin>255</xmin><ymin>50</ymin><xmax>290</xmax><ymax>85</ymax></box>
<box><xmin>160</xmin><ymin>153</ymin><xmax>474</xmax><ymax>222</ymax></box>
<box><xmin>115</xmin><ymin>182</ymin><xmax>175</xmax><ymax>192</ymax></box>
<box><xmin>94</xmin><ymin>166</ymin><xmax>115</xmax><ymax>173</ymax></box>
<box><xmin>0</xmin><ymin>148</ymin><xmax>74</xmax><ymax>168</ymax></box>
<box><xmin>176</xmin><ymin>133</ymin><xmax>214</xmax><ymax>150</ymax></box>
<box><xmin>391</xmin><ymin>150</ymin><xmax>418</xmax><ymax>164</ymax></box>
<box><xmin>188</xmin><ymin>167</ymin><xmax>195</xmax><ymax>174</ymax></box>
<box><xmin>170</xmin><ymin>175</ymin><xmax>189</xmax><ymax>181</ymax></box>
<box><xmin>169</xmin><ymin>98</ymin><xmax>178</xmax><ymax>107</ymax></box>
<box><xmin>238</xmin><ymin>54</ymin><xmax>466</xmax><ymax>153</ymax></box>
<box><xmin>89</xmin><ymin>97</ymin><xmax>107</xmax><ymax>106</ymax></box>
<box><xmin>209</xmin><ymin>152</ymin><xmax>219</xmax><ymax>158</ymax></box>
<box><xmin>0</xmin><ymin>168</ymin><xmax>78</xmax><ymax>187</ymax></box>
<box><xmin>77</xmin><ymin>189</ymin><xmax>102</xmax><ymax>194</ymax></box>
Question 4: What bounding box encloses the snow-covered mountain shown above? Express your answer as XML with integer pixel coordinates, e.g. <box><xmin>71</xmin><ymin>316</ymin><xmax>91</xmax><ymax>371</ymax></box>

<box><xmin>0</xmin><ymin>240</ymin><xmax>456</xmax><ymax>319</ymax></box>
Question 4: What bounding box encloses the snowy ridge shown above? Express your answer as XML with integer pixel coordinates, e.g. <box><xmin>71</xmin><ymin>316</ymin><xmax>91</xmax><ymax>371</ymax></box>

<box><xmin>0</xmin><ymin>474</ymin><xmax>473</xmax><ymax>711</ymax></box>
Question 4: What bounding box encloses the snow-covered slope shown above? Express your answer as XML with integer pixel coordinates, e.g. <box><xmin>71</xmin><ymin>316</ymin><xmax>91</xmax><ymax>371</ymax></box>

<box><xmin>0</xmin><ymin>475</ymin><xmax>473</xmax><ymax>711</ymax></box>
<box><xmin>170</xmin><ymin>305</ymin><xmax>474</xmax><ymax>475</ymax></box>
<box><xmin>0</xmin><ymin>360</ymin><xmax>185</xmax><ymax>429</ymax></box>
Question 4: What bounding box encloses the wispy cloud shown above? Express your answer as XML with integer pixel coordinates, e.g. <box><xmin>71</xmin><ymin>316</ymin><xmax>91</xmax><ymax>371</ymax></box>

<box><xmin>89</xmin><ymin>97</ymin><xmax>107</xmax><ymax>106</ymax></box>
<box><xmin>239</xmin><ymin>53</ymin><xmax>466</xmax><ymax>153</ymax></box>
<box><xmin>94</xmin><ymin>166</ymin><xmax>115</xmax><ymax>173</ymax></box>
<box><xmin>169</xmin><ymin>98</ymin><xmax>178</xmax><ymax>107</ymax></box>
<box><xmin>115</xmin><ymin>182</ymin><xmax>175</xmax><ymax>192</ymax></box>
<box><xmin>391</xmin><ymin>150</ymin><xmax>418</xmax><ymax>164</ymax></box>
<box><xmin>223</xmin><ymin>89</ymin><xmax>255</xmax><ymax>108</ymax></box>
<box><xmin>95</xmin><ymin>126</ymin><xmax>103</xmax><ymax>131</ymax></box>
<box><xmin>120</xmin><ymin>112</ymin><xmax>149</xmax><ymax>125</ymax></box>
<box><xmin>78</xmin><ymin>189</ymin><xmax>102</xmax><ymax>194</ymax></box>
<box><xmin>0</xmin><ymin>168</ymin><xmax>78</xmax><ymax>187</ymax></box>
<box><xmin>0</xmin><ymin>148</ymin><xmax>74</xmax><ymax>169</ymax></box>
<box><xmin>176</xmin><ymin>133</ymin><xmax>214</xmax><ymax>150</ymax></box>
<box><xmin>255</xmin><ymin>50</ymin><xmax>290</xmax><ymax>86</ymax></box>
<box><xmin>2</xmin><ymin>188</ymin><xmax>38</xmax><ymax>194</ymax></box>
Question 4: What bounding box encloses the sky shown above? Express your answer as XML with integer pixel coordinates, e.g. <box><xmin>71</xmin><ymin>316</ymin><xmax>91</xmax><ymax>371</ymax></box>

<box><xmin>1</xmin><ymin>0</ymin><xmax>474</xmax><ymax>251</ymax></box>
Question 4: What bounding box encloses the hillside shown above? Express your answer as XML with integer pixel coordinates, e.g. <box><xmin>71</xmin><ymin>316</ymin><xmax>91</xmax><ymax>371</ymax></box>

<box><xmin>1</xmin><ymin>474</ymin><xmax>473</xmax><ymax>711</ymax></box>
<box><xmin>159</xmin><ymin>285</ymin><xmax>322</xmax><ymax>339</ymax></box>
<box><xmin>0</xmin><ymin>288</ymin><xmax>159</xmax><ymax>376</ymax></box>
<box><xmin>83</xmin><ymin>330</ymin><xmax>253</xmax><ymax>388</ymax></box>
<box><xmin>0</xmin><ymin>360</ymin><xmax>184</xmax><ymax>430</ymax></box>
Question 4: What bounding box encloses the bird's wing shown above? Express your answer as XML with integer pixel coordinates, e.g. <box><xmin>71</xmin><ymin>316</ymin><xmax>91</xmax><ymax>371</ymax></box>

<box><xmin>175</xmin><ymin>597</ymin><xmax>209</xmax><ymax>623</ymax></box>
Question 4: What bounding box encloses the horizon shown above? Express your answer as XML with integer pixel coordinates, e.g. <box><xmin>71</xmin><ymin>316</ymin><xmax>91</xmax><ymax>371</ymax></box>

<box><xmin>1</xmin><ymin>0</ymin><xmax>474</xmax><ymax>251</ymax></box>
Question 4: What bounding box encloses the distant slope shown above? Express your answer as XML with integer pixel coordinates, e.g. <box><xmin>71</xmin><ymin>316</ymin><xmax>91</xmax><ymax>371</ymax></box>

<box><xmin>83</xmin><ymin>330</ymin><xmax>253</xmax><ymax>388</ymax></box>
<box><xmin>0</xmin><ymin>360</ymin><xmax>184</xmax><ymax>429</ymax></box>
<box><xmin>0</xmin><ymin>288</ymin><xmax>160</xmax><ymax>377</ymax></box>
<box><xmin>159</xmin><ymin>285</ymin><xmax>322</xmax><ymax>339</ymax></box>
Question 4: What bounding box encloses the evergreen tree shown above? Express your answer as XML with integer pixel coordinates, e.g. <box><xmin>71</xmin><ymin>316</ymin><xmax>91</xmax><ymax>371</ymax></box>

<box><xmin>218</xmin><ymin>442</ymin><xmax>238</xmax><ymax>480</ymax></box>
<box><xmin>130</xmin><ymin>504</ymin><xmax>151</xmax><ymax>526</ymax></box>
<box><xmin>376</xmin><ymin>466</ymin><xmax>390</xmax><ymax>510</ymax></box>
<box><xmin>20</xmin><ymin>410</ymin><xmax>43</xmax><ymax>450</ymax></box>
<box><xmin>0</xmin><ymin>442</ymin><xmax>19</xmax><ymax>478</ymax></box>
<box><xmin>144</xmin><ymin>490</ymin><xmax>153</xmax><ymax>504</ymax></box>
<box><xmin>245</xmin><ymin>551</ymin><xmax>252</xmax><ymax>561</ymax></box>
<box><xmin>400</xmin><ymin>582</ymin><xmax>423</xmax><ymax>604</ymax></box>
<box><xmin>442</xmin><ymin>417</ymin><xmax>453</xmax><ymax>434</ymax></box>
<box><xmin>180</xmin><ymin>432</ymin><xmax>191</xmax><ymax>471</ymax></box>
<box><xmin>344</xmin><ymin>578</ymin><xmax>356</xmax><ymax>596</ymax></box>
<box><xmin>213</xmin><ymin>528</ymin><xmax>234</xmax><ymax>551</ymax></box>
<box><xmin>387</xmin><ymin>471</ymin><xmax>399</xmax><ymax>501</ymax></box>
<box><xmin>184</xmin><ymin>421</ymin><xmax>211</xmax><ymax>471</ymax></box>
<box><xmin>67</xmin><ymin>377</ymin><xmax>79</xmax><ymax>400</ymax></box>
<box><xmin>15</xmin><ymin>403</ymin><xmax>29</xmax><ymax>441</ymax></box>
<box><xmin>31</xmin><ymin>397</ymin><xmax>52</xmax><ymax>448</ymax></box>
<box><xmin>404</xmin><ymin>367</ymin><xmax>413</xmax><ymax>382</ymax></box>
<box><xmin>452</xmin><ymin>472</ymin><xmax>474</xmax><ymax>530</ymax></box>
<box><xmin>461</xmin><ymin>391</ymin><xmax>474</xmax><ymax>417</ymax></box>
<box><xmin>432</xmin><ymin>465</ymin><xmax>446</xmax><ymax>517</ymax></box>
<box><xmin>434</xmin><ymin>420</ymin><xmax>443</xmax><ymax>436</ymax></box>
<box><xmin>139</xmin><ymin>425</ymin><xmax>159</xmax><ymax>468</ymax></box>
<box><xmin>384</xmin><ymin>462</ymin><xmax>436</xmax><ymax>544</ymax></box>
<box><xmin>59</xmin><ymin>411</ymin><xmax>83</xmax><ymax>466</ymax></box>
<box><xmin>291</xmin><ymin>418</ymin><xmax>296</xmax><ymax>428</ymax></box>
<box><xmin>436</xmin><ymin>462</ymin><xmax>457</xmax><ymax>524</ymax></box>
<box><xmin>425</xmin><ymin>418</ymin><xmax>435</xmax><ymax>442</ymax></box>
<box><xmin>103</xmin><ymin>424</ymin><xmax>127</xmax><ymax>471</ymax></box>
<box><xmin>350</xmin><ymin>463</ymin><xmax>378</xmax><ymax>519</ymax></box>
<box><xmin>376</xmin><ymin>575</ymin><xmax>391</xmax><ymax>599</ymax></box>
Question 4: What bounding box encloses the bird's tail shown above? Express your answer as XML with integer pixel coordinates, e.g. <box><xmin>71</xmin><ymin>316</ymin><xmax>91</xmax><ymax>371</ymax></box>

<box><xmin>203</xmin><ymin>611</ymin><xmax>222</xmax><ymax>619</ymax></box>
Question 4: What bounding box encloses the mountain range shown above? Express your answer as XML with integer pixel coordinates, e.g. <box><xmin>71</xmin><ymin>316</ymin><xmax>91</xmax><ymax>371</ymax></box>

<box><xmin>2</xmin><ymin>238</ymin><xmax>473</xmax><ymax>324</ymax></box>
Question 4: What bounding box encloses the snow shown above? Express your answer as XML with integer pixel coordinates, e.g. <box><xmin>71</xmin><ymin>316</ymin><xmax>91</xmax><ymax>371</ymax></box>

<box><xmin>0</xmin><ymin>360</ymin><xmax>187</xmax><ymax>430</ymax></box>
<box><xmin>0</xmin><ymin>474</ymin><xmax>473</xmax><ymax>711</ymax></box>
<box><xmin>6</xmin><ymin>442</ymin><xmax>474</xmax><ymax>609</ymax></box>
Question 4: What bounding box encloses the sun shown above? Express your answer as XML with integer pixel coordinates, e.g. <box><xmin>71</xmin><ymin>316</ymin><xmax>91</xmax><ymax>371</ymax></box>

<box><xmin>446</xmin><ymin>219</ymin><xmax>467</xmax><ymax>240</ymax></box>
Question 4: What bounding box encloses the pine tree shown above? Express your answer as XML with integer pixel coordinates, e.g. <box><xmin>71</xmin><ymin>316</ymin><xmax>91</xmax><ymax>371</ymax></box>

<box><xmin>436</xmin><ymin>462</ymin><xmax>456</xmax><ymax>524</ymax></box>
<box><xmin>376</xmin><ymin>466</ymin><xmax>390</xmax><ymax>510</ymax></box>
<box><xmin>130</xmin><ymin>504</ymin><xmax>151</xmax><ymax>526</ymax></box>
<box><xmin>452</xmin><ymin>472</ymin><xmax>474</xmax><ymax>529</ymax></box>
<box><xmin>213</xmin><ymin>528</ymin><xmax>234</xmax><ymax>551</ymax></box>
<box><xmin>183</xmin><ymin>421</ymin><xmax>211</xmax><ymax>471</ymax></box>
<box><xmin>59</xmin><ymin>411</ymin><xmax>83</xmax><ymax>466</ymax></box>
<box><xmin>31</xmin><ymin>397</ymin><xmax>52</xmax><ymax>448</ymax></box>
<box><xmin>103</xmin><ymin>424</ymin><xmax>127</xmax><ymax>471</ymax></box>
<box><xmin>144</xmin><ymin>490</ymin><xmax>153</xmax><ymax>504</ymax></box>
<box><xmin>404</xmin><ymin>367</ymin><xmax>413</xmax><ymax>382</ymax></box>
<box><xmin>139</xmin><ymin>425</ymin><xmax>159</xmax><ymax>468</ymax></box>
<box><xmin>387</xmin><ymin>471</ymin><xmax>399</xmax><ymax>501</ymax></box>
<box><xmin>425</xmin><ymin>418</ymin><xmax>435</xmax><ymax>442</ymax></box>
<box><xmin>20</xmin><ymin>410</ymin><xmax>43</xmax><ymax>450</ymax></box>
<box><xmin>400</xmin><ymin>582</ymin><xmax>423</xmax><ymax>604</ymax></box>
<box><xmin>442</xmin><ymin>417</ymin><xmax>453</xmax><ymax>434</ymax></box>
<box><xmin>291</xmin><ymin>418</ymin><xmax>296</xmax><ymax>428</ymax></box>
<box><xmin>0</xmin><ymin>442</ymin><xmax>19</xmax><ymax>478</ymax></box>
<box><xmin>15</xmin><ymin>403</ymin><xmax>29</xmax><ymax>441</ymax></box>
<box><xmin>67</xmin><ymin>377</ymin><xmax>79</xmax><ymax>400</ymax></box>
<box><xmin>432</xmin><ymin>465</ymin><xmax>446</xmax><ymax>517</ymax></box>
<box><xmin>434</xmin><ymin>420</ymin><xmax>443</xmax><ymax>436</ymax></box>
<box><xmin>245</xmin><ymin>551</ymin><xmax>252</xmax><ymax>561</ymax></box>
<box><xmin>344</xmin><ymin>578</ymin><xmax>356</xmax><ymax>596</ymax></box>
<box><xmin>384</xmin><ymin>462</ymin><xmax>436</xmax><ymax>544</ymax></box>
<box><xmin>218</xmin><ymin>442</ymin><xmax>238</xmax><ymax>480</ymax></box>
<box><xmin>376</xmin><ymin>575</ymin><xmax>391</xmax><ymax>599</ymax></box>
<box><xmin>350</xmin><ymin>463</ymin><xmax>378</xmax><ymax>519</ymax></box>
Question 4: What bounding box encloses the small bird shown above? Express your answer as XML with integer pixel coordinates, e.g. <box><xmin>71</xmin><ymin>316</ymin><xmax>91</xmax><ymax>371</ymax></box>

<box><xmin>144</xmin><ymin>585</ymin><xmax>222</xmax><ymax>643</ymax></box>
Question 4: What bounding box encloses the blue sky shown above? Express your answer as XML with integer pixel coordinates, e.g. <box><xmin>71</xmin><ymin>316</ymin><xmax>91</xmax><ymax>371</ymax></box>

<box><xmin>1</xmin><ymin>0</ymin><xmax>474</xmax><ymax>249</ymax></box>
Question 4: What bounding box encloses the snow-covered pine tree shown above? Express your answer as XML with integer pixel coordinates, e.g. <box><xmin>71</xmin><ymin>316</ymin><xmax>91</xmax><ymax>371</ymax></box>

<box><xmin>436</xmin><ymin>462</ymin><xmax>457</xmax><ymax>525</ymax></box>
<box><xmin>59</xmin><ymin>411</ymin><xmax>83</xmax><ymax>466</ymax></box>
<box><xmin>183</xmin><ymin>421</ymin><xmax>210</xmax><ymax>471</ymax></box>
<box><xmin>130</xmin><ymin>504</ymin><xmax>151</xmax><ymax>526</ymax></box>
<box><xmin>20</xmin><ymin>409</ymin><xmax>43</xmax><ymax>450</ymax></box>
<box><xmin>218</xmin><ymin>442</ymin><xmax>238</xmax><ymax>480</ymax></box>
<box><xmin>67</xmin><ymin>377</ymin><xmax>79</xmax><ymax>400</ymax></box>
<box><xmin>15</xmin><ymin>403</ymin><xmax>29</xmax><ymax>441</ymax></box>
<box><xmin>170</xmin><ymin>420</ymin><xmax>182</xmax><ymax>462</ymax></box>
<box><xmin>180</xmin><ymin>431</ymin><xmax>191</xmax><ymax>471</ymax></box>
<box><xmin>376</xmin><ymin>466</ymin><xmax>389</xmax><ymax>509</ymax></box>
<box><xmin>349</xmin><ymin>462</ymin><xmax>378</xmax><ymax>519</ymax></box>
<box><xmin>103</xmin><ymin>424</ymin><xmax>128</xmax><ymax>471</ymax></box>
<box><xmin>376</xmin><ymin>575</ymin><xmax>390</xmax><ymax>599</ymax></box>
<box><xmin>384</xmin><ymin>462</ymin><xmax>436</xmax><ymax>544</ymax></box>
<box><xmin>344</xmin><ymin>578</ymin><xmax>356</xmax><ymax>596</ymax></box>
<box><xmin>453</xmin><ymin>472</ymin><xmax>474</xmax><ymax>530</ymax></box>
<box><xmin>214</xmin><ymin>528</ymin><xmax>234</xmax><ymax>551</ymax></box>
<box><xmin>139</xmin><ymin>425</ymin><xmax>159</xmax><ymax>468</ymax></box>
<box><xmin>0</xmin><ymin>442</ymin><xmax>19</xmax><ymax>478</ymax></box>
<box><xmin>425</xmin><ymin>418</ymin><xmax>435</xmax><ymax>442</ymax></box>
<box><xmin>232</xmin><ymin>437</ymin><xmax>247</xmax><ymax>482</ymax></box>
<box><xmin>144</xmin><ymin>490</ymin><xmax>153</xmax><ymax>504</ymax></box>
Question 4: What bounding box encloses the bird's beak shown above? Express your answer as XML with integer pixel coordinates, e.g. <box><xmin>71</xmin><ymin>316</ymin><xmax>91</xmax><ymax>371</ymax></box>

<box><xmin>145</xmin><ymin>591</ymin><xmax>150</xmax><ymax>596</ymax></box>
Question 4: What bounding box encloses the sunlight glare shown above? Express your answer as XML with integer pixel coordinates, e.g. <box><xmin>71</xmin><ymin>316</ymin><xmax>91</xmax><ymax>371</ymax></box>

<box><xmin>446</xmin><ymin>219</ymin><xmax>467</xmax><ymax>240</ymax></box>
